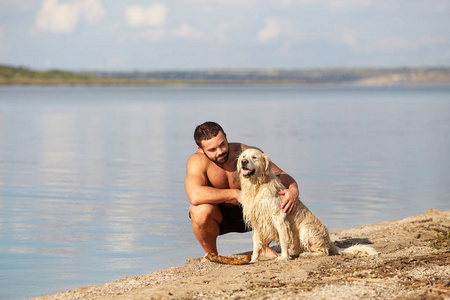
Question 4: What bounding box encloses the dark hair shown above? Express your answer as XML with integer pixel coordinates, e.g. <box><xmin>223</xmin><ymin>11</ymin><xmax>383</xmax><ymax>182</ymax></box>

<box><xmin>194</xmin><ymin>121</ymin><xmax>225</xmax><ymax>147</ymax></box>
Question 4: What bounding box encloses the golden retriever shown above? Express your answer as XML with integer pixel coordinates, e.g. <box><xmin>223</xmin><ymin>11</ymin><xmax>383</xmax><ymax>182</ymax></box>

<box><xmin>237</xmin><ymin>148</ymin><xmax>377</xmax><ymax>262</ymax></box>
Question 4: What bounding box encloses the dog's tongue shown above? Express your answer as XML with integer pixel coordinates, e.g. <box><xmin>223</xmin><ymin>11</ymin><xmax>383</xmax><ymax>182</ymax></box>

<box><xmin>242</xmin><ymin>169</ymin><xmax>252</xmax><ymax>176</ymax></box>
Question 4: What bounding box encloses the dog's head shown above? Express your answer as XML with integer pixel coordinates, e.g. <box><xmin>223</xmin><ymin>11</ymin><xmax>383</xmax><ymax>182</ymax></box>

<box><xmin>237</xmin><ymin>148</ymin><xmax>271</xmax><ymax>181</ymax></box>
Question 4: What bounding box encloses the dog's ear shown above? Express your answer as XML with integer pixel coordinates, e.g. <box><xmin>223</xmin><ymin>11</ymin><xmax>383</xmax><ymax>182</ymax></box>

<box><xmin>236</xmin><ymin>155</ymin><xmax>242</xmax><ymax>174</ymax></box>
<box><xmin>263</xmin><ymin>153</ymin><xmax>270</xmax><ymax>175</ymax></box>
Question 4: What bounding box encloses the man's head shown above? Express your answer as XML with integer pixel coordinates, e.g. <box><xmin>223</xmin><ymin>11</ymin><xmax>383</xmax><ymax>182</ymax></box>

<box><xmin>194</xmin><ymin>121</ymin><xmax>229</xmax><ymax>164</ymax></box>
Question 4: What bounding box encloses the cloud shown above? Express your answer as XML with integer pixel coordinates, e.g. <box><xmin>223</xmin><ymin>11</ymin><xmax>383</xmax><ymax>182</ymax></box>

<box><xmin>35</xmin><ymin>0</ymin><xmax>105</xmax><ymax>33</ymax></box>
<box><xmin>372</xmin><ymin>36</ymin><xmax>418</xmax><ymax>51</ymax></box>
<box><xmin>435</xmin><ymin>0</ymin><xmax>450</xmax><ymax>11</ymax></box>
<box><xmin>328</xmin><ymin>0</ymin><xmax>372</xmax><ymax>8</ymax></box>
<box><xmin>125</xmin><ymin>28</ymin><xmax>168</xmax><ymax>42</ymax></box>
<box><xmin>420</xmin><ymin>33</ymin><xmax>447</xmax><ymax>45</ymax></box>
<box><xmin>123</xmin><ymin>24</ymin><xmax>227</xmax><ymax>43</ymax></box>
<box><xmin>83</xmin><ymin>0</ymin><xmax>106</xmax><ymax>23</ymax></box>
<box><xmin>341</xmin><ymin>27</ymin><xmax>358</xmax><ymax>47</ymax></box>
<box><xmin>257</xmin><ymin>17</ymin><xmax>293</xmax><ymax>43</ymax></box>
<box><xmin>184</xmin><ymin>0</ymin><xmax>256</xmax><ymax>6</ymax></box>
<box><xmin>275</xmin><ymin>0</ymin><xmax>316</xmax><ymax>5</ymax></box>
<box><xmin>173</xmin><ymin>24</ymin><xmax>208</xmax><ymax>41</ymax></box>
<box><xmin>125</xmin><ymin>4</ymin><xmax>167</xmax><ymax>27</ymax></box>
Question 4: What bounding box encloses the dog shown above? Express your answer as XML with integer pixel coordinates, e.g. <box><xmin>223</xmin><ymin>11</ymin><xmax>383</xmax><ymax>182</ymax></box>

<box><xmin>237</xmin><ymin>148</ymin><xmax>377</xmax><ymax>262</ymax></box>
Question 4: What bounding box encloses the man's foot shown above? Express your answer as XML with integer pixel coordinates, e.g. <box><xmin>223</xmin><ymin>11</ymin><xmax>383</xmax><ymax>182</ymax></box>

<box><xmin>261</xmin><ymin>247</ymin><xmax>279</xmax><ymax>258</ymax></box>
<box><xmin>201</xmin><ymin>252</ymin><xmax>218</xmax><ymax>262</ymax></box>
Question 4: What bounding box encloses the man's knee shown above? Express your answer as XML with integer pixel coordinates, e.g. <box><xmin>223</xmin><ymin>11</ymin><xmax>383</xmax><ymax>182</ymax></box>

<box><xmin>190</xmin><ymin>204</ymin><xmax>221</xmax><ymax>228</ymax></box>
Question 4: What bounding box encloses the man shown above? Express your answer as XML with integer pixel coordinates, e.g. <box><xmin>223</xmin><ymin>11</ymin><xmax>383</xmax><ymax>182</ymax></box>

<box><xmin>185</xmin><ymin>121</ymin><xmax>299</xmax><ymax>259</ymax></box>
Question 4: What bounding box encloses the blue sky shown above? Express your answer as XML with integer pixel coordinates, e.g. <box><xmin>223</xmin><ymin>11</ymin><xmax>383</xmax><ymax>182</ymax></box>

<box><xmin>0</xmin><ymin>0</ymin><xmax>449</xmax><ymax>71</ymax></box>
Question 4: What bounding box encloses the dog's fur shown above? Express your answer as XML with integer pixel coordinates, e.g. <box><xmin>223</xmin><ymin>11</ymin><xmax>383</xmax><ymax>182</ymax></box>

<box><xmin>237</xmin><ymin>148</ymin><xmax>377</xmax><ymax>262</ymax></box>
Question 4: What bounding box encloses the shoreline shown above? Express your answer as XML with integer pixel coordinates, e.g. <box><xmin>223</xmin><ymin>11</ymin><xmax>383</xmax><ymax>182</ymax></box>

<box><xmin>34</xmin><ymin>209</ymin><xmax>450</xmax><ymax>299</ymax></box>
<box><xmin>2</xmin><ymin>66</ymin><xmax>450</xmax><ymax>86</ymax></box>
<box><xmin>2</xmin><ymin>80</ymin><xmax>450</xmax><ymax>87</ymax></box>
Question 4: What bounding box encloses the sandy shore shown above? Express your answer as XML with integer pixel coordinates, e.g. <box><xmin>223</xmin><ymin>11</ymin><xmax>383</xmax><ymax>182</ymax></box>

<box><xmin>34</xmin><ymin>209</ymin><xmax>450</xmax><ymax>300</ymax></box>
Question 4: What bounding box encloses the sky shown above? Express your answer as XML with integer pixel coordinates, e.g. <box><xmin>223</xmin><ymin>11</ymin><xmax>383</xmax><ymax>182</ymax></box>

<box><xmin>0</xmin><ymin>0</ymin><xmax>449</xmax><ymax>71</ymax></box>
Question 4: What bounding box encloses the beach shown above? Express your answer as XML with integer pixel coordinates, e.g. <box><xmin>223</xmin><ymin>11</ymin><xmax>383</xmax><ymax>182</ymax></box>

<box><xmin>33</xmin><ymin>209</ymin><xmax>450</xmax><ymax>299</ymax></box>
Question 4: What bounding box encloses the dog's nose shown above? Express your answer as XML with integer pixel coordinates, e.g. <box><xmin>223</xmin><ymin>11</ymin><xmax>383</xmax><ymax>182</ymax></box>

<box><xmin>241</xmin><ymin>159</ymin><xmax>248</xmax><ymax>165</ymax></box>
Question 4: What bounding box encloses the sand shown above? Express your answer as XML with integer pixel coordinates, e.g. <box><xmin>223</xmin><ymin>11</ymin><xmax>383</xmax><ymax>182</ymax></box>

<box><xmin>33</xmin><ymin>209</ymin><xmax>450</xmax><ymax>300</ymax></box>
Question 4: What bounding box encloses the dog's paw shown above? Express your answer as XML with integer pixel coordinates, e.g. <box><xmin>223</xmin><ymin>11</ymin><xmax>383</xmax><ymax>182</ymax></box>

<box><xmin>275</xmin><ymin>255</ymin><xmax>289</xmax><ymax>261</ymax></box>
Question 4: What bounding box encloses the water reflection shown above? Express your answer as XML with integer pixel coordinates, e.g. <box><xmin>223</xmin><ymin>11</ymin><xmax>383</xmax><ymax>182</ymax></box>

<box><xmin>0</xmin><ymin>88</ymin><xmax>192</xmax><ymax>299</ymax></box>
<box><xmin>0</xmin><ymin>85</ymin><xmax>449</xmax><ymax>299</ymax></box>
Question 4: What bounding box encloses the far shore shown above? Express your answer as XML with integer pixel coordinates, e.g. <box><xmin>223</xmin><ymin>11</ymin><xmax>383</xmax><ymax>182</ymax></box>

<box><xmin>2</xmin><ymin>66</ymin><xmax>450</xmax><ymax>86</ymax></box>
<box><xmin>2</xmin><ymin>78</ymin><xmax>450</xmax><ymax>86</ymax></box>
<box><xmin>33</xmin><ymin>209</ymin><xmax>450</xmax><ymax>300</ymax></box>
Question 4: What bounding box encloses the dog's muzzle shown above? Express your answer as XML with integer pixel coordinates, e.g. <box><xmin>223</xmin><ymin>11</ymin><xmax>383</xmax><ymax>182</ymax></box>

<box><xmin>240</xmin><ymin>159</ymin><xmax>255</xmax><ymax>177</ymax></box>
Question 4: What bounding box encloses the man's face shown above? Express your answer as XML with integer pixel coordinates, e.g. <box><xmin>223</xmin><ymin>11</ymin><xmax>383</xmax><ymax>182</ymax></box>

<box><xmin>199</xmin><ymin>131</ymin><xmax>229</xmax><ymax>165</ymax></box>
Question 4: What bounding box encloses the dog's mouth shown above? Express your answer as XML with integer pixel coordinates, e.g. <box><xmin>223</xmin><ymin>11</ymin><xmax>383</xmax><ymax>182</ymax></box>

<box><xmin>241</xmin><ymin>167</ymin><xmax>255</xmax><ymax>178</ymax></box>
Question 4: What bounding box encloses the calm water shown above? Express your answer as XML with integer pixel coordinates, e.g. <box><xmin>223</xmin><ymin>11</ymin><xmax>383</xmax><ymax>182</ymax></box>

<box><xmin>0</xmin><ymin>85</ymin><xmax>449</xmax><ymax>299</ymax></box>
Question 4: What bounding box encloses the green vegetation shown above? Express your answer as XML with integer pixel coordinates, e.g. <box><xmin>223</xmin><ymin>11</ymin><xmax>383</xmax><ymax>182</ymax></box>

<box><xmin>1</xmin><ymin>65</ymin><xmax>450</xmax><ymax>86</ymax></box>
<box><xmin>0</xmin><ymin>65</ymin><xmax>95</xmax><ymax>84</ymax></box>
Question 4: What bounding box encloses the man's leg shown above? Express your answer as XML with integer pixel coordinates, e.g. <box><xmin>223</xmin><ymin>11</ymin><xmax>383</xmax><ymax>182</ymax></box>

<box><xmin>263</xmin><ymin>239</ymin><xmax>279</xmax><ymax>258</ymax></box>
<box><xmin>189</xmin><ymin>204</ymin><xmax>222</xmax><ymax>258</ymax></box>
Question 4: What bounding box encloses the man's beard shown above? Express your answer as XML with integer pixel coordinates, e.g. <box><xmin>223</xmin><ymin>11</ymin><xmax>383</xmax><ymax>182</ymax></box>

<box><xmin>214</xmin><ymin>151</ymin><xmax>229</xmax><ymax>164</ymax></box>
<box><xmin>205</xmin><ymin>150</ymin><xmax>229</xmax><ymax>165</ymax></box>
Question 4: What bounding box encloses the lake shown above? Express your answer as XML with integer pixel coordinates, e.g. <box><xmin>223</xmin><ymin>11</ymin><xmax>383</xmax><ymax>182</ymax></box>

<box><xmin>0</xmin><ymin>85</ymin><xmax>449</xmax><ymax>299</ymax></box>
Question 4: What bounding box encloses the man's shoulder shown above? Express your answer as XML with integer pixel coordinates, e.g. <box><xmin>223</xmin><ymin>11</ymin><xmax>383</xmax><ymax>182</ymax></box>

<box><xmin>229</xmin><ymin>143</ymin><xmax>259</xmax><ymax>154</ymax></box>
<box><xmin>228</xmin><ymin>142</ymin><xmax>250</xmax><ymax>153</ymax></box>
<box><xmin>186</xmin><ymin>153</ymin><xmax>209</xmax><ymax>177</ymax></box>
<box><xmin>187</xmin><ymin>151</ymin><xmax>207</xmax><ymax>163</ymax></box>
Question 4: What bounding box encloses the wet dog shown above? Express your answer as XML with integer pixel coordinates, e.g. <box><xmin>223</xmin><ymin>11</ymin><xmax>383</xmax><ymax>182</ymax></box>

<box><xmin>237</xmin><ymin>148</ymin><xmax>377</xmax><ymax>262</ymax></box>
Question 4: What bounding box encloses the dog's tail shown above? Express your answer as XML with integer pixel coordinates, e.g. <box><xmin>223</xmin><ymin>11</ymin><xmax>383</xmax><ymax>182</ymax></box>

<box><xmin>333</xmin><ymin>244</ymin><xmax>378</xmax><ymax>256</ymax></box>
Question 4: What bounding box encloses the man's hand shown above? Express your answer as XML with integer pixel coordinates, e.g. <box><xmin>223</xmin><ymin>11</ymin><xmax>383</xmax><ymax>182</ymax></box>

<box><xmin>224</xmin><ymin>189</ymin><xmax>241</xmax><ymax>206</ymax></box>
<box><xmin>278</xmin><ymin>189</ymin><xmax>298</xmax><ymax>214</ymax></box>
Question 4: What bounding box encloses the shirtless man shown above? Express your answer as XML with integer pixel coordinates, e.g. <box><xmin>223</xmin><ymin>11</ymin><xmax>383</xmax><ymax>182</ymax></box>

<box><xmin>185</xmin><ymin>121</ymin><xmax>300</xmax><ymax>258</ymax></box>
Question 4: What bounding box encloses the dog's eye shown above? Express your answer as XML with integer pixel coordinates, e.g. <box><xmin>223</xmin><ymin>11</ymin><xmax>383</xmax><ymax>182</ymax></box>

<box><xmin>252</xmin><ymin>156</ymin><xmax>257</xmax><ymax>160</ymax></box>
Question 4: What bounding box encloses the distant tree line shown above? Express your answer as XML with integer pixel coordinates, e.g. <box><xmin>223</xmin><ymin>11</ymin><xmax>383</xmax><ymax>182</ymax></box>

<box><xmin>0</xmin><ymin>65</ymin><xmax>92</xmax><ymax>80</ymax></box>
<box><xmin>1</xmin><ymin>64</ymin><xmax>450</xmax><ymax>85</ymax></box>
<box><xmin>86</xmin><ymin>67</ymin><xmax>450</xmax><ymax>84</ymax></box>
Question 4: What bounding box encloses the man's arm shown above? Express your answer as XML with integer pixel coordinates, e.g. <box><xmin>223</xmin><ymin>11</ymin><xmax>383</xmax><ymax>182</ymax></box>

<box><xmin>270</xmin><ymin>162</ymin><xmax>299</xmax><ymax>214</ymax></box>
<box><xmin>185</xmin><ymin>154</ymin><xmax>240</xmax><ymax>206</ymax></box>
